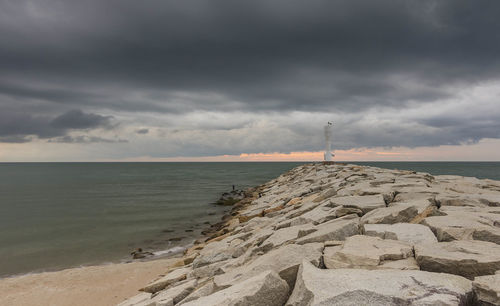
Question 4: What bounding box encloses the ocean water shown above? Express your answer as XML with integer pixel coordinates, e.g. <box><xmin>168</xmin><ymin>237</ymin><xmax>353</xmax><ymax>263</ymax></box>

<box><xmin>0</xmin><ymin>162</ymin><xmax>303</xmax><ymax>278</ymax></box>
<box><xmin>0</xmin><ymin>161</ymin><xmax>499</xmax><ymax>278</ymax></box>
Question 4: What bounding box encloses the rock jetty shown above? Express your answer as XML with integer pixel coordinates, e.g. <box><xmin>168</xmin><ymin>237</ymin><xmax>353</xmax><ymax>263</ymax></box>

<box><xmin>119</xmin><ymin>163</ymin><xmax>500</xmax><ymax>306</ymax></box>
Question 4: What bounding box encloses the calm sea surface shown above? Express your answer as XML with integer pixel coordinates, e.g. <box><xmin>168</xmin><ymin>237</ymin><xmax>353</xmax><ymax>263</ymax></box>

<box><xmin>0</xmin><ymin>161</ymin><xmax>499</xmax><ymax>277</ymax></box>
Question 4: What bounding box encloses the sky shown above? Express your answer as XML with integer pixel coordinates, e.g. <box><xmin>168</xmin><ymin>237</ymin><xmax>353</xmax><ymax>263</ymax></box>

<box><xmin>0</xmin><ymin>0</ymin><xmax>499</xmax><ymax>162</ymax></box>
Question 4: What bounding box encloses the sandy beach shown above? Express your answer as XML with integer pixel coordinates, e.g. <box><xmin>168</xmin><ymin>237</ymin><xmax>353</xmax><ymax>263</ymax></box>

<box><xmin>0</xmin><ymin>257</ymin><xmax>180</xmax><ymax>306</ymax></box>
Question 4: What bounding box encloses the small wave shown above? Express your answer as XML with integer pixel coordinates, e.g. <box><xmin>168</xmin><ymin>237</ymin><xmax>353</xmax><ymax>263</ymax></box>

<box><xmin>153</xmin><ymin>239</ymin><xmax>196</xmax><ymax>257</ymax></box>
<box><xmin>154</xmin><ymin>246</ymin><xmax>186</xmax><ymax>256</ymax></box>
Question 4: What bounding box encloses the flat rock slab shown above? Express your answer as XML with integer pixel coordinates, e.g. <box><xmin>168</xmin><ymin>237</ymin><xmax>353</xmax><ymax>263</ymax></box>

<box><xmin>298</xmin><ymin>205</ymin><xmax>337</xmax><ymax>225</ymax></box>
<box><xmin>183</xmin><ymin>271</ymin><xmax>289</xmax><ymax>306</ymax></box>
<box><xmin>117</xmin><ymin>293</ymin><xmax>151</xmax><ymax>306</ymax></box>
<box><xmin>295</xmin><ymin>215</ymin><xmax>359</xmax><ymax>245</ymax></box>
<box><xmin>415</xmin><ymin>240</ymin><xmax>500</xmax><ymax>279</ymax></box>
<box><xmin>360</xmin><ymin>200</ymin><xmax>431</xmax><ymax>225</ymax></box>
<box><xmin>286</xmin><ymin>261</ymin><xmax>474</xmax><ymax>306</ymax></box>
<box><xmin>473</xmin><ymin>271</ymin><xmax>500</xmax><ymax>306</ymax></box>
<box><xmin>140</xmin><ymin>266</ymin><xmax>191</xmax><ymax>294</ymax></box>
<box><xmin>214</xmin><ymin>243</ymin><xmax>323</xmax><ymax>289</ymax></box>
<box><xmin>274</xmin><ymin>216</ymin><xmax>310</xmax><ymax>230</ymax></box>
<box><xmin>421</xmin><ymin>210</ymin><xmax>500</xmax><ymax>244</ymax></box>
<box><xmin>148</xmin><ymin>279</ymin><xmax>197</xmax><ymax>306</ymax></box>
<box><xmin>192</xmin><ymin>240</ymin><xmax>233</xmax><ymax>268</ymax></box>
<box><xmin>363</xmin><ymin>223</ymin><xmax>437</xmax><ymax>244</ymax></box>
<box><xmin>188</xmin><ymin>260</ymin><xmax>226</xmax><ymax>279</ymax></box>
<box><xmin>323</xmin><ymin>235</ymin><xmax>414</xmax><ymax>269</ymax></box>
<box><xmin>260</xmin><ymin>224</ymin><xmax>316</xmax><ymax>250</ymax></box>
<box><xmin>178</xmin><ymin>281</ymin><xmax>216</xmax><ymax>305</ymax></box>
<box><xmin>379</xmin><ymin>257</ymin><xmax>419</xmax><ymax>270</ymax></box>
<box><xmin>329</xmin><ymin>195</ymin><xmax>386</xmax><ymax>214</ymax></box>
<box><xmin>334</xmin><ymin>206</ymin><xmax>363</xmax><ymax>218</ymax></box>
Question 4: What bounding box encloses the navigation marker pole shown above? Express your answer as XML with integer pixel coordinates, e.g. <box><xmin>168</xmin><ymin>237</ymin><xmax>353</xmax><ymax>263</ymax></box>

<box><xmin>324</xmin><ymin>122</ymin><xmax>334</xmax><ymax>162</ymax></box>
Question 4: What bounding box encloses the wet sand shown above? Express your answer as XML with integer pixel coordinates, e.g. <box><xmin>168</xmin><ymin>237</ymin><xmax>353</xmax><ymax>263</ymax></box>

<box><xmin>0</xmin><ymin>257</ymin><xmax>180</xmax><ymax>306</ymax></box>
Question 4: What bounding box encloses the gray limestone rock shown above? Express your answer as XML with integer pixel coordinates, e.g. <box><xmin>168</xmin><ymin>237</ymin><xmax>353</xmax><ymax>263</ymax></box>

<box><xmin>140</xmin><ymin>266</ymin><xmax>191</xmax><ymax>294</ymax></box>
<box><xmin>421</xmin><ymin>209</ymin><xmax>500</xmax><ymax>244</ymax></box>
<box><xmin>415</xmin><ymin>240</ymin><xmax>500</xmax><ymax>279</ymax></box>
<box><xmin>117</xmin><ymin>293</ymin><xmax>152</xmax><ymax>306</ymax></box>
<box><xmin>473</xmin><ymin>271</ymin><xmax>500</xmax><ymax>306</ymax></box>
<box><xmin>360</xmin><ymin>199</ymin><xmax>433</xmax><ymax>225</ymax></box>
<box><xmin>329</xmin><ymin>195</ymin><xmax>386</xmax><ymax>214</ymax></box>
<box><xmin>323</xmin><ymin>235</ymin><xmax>414</xmax><ymax>270</ymax></box>
<box><xmin>177</xmin><ymin>280</ymin><xmax>216</xmax><ymax>305</ymax></box>
<box><xmin>149</xmin><ymin>279</ymin><xmax>197</xmax><ymax>306</ymax></box>
<box><xmin>182</xmin><ymin>271</ymin><xmax>289</xmax><ymax>306</ymax></box>
<box><xmin>295</xmin><ymin>215</ymin><xmax>359</xmax><ymax>245</ymax></box>
<box><xmin>214</xmin><ymin>243</ymin><xmax>323</xmax><ymax>290</ymax></box>
<box><xmin>286</xmin><ymin>261</ymin><xmax>474</xmax><ymax>306</ymax></box>
<box><xmin>363</xmin><ymin>223</ymin><xmax>437</xmax><ymax>244</ymax></box>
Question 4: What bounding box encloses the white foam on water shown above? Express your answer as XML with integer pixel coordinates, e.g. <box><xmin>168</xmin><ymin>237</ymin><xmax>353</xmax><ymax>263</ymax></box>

<box><xmin>154</xmin><ymin>246</ymin><xmax>186</xmax><ymax>256</ymax></box>
<box><xmin>153</xmin><ymin>239</ymin><xmax>196</xmax><ymax>257</ymax></box>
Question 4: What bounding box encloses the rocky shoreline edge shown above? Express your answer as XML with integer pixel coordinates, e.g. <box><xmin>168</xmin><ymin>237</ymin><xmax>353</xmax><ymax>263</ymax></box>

<box><xmin>119</xmin><ymin>163</ymin><xmax>500</xmax><ymax>306</ymax></box>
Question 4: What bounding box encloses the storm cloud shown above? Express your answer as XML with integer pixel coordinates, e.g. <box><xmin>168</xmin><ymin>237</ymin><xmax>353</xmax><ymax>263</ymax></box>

<box><xmin>0</xmin><ymin>109</ymin><xmax>113</xmax><ymax>143</ymax></box>
<box><xmin>0</xmin><ymin>0</ymin><xmax>499</xmax><ymax>157</ymax></box>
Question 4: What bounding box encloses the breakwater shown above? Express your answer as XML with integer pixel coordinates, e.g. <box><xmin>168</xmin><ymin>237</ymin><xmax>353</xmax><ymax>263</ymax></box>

<box><xmin>120</xmin><ymin>163</ymin><xmax>500</xmax><ymax>306</ymax></box>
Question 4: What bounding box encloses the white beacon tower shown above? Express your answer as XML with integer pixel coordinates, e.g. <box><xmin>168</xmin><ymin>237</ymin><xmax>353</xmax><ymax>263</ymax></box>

<box><xmin>324</xmin><ymin>122</ymin><xmax>334</xmax><ymax>161</ymax></box>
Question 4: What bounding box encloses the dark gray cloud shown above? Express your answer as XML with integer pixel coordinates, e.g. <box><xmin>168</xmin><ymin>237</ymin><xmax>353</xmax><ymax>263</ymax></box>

<box><xmin>48</xmin><ymin>135</ymin><xmax>128</xmax><ymax>144</ymax></box>
<box><xmin>50</xmin><ymin>110</ymin><xmax>112</xmax><ymax>130</ymax></box>
<box><xmin>136</xmin><ymin>128</ymin><xmax>149</xmax><ymax>135</ymax></box>
<box><xmin>0</xmin><ymin>0</ymin><xmax>499</xmax><ymax>155</ymax></box>
<box><xmin>0</xmin><ymin>109</ymin><xmax>114</xmax><ymax>143</ymax></box>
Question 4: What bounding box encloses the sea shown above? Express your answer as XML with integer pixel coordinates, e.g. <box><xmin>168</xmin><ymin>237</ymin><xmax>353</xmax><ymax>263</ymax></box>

<box><xmin>0</xmin><ymin>161</ymin><xmax>499</xmax><ymax>278</ymax></box>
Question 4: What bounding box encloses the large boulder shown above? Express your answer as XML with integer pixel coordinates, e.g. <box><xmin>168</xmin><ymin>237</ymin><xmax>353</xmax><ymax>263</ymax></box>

<box><xmin>238</xmin><ymin>217</ymin><xmax>274</xmax><ymax>233</ymax></box>
<box><xmin>329</xmin><ymin>195</ymin><xmax>386</xmax><ymax>214</ymax></box>
<box><xmin>323</xmin><ymin>235</ymin><xmax>414</xmax><ymax>270</ymax></box>
<box><xmin>415</xmin><ymin>240</ymin><xmax>500</xmax><ymax>279</ymax></box>
<box><xmin>436</xmin><ymin>194</ymin><xmax>485</xmax><ymax>207</ymax></box>
<box><xmin>295</xmin><ymin>215</ymin><xmax>359</xmax><ymax>245</ymax></box>
<box><xmin>148</xmin><ymin>279</ymin><xmax>198</xmax><ymax>306</ymax></box>
<box><xmin>214</xmin><ymin>243</ymin><xmax>323</xmax><ymax>289</ymax></box>
<box><xmin>360</xmin><ymin>204</ymin><xmax>418</xmax><ymax>225</ymax></box>
<box><xmin>286</xmin><ymin>261</ymin><xmax>474</xmax><ymax>306</ymax></box>
<box><xmin>393</xmin><ymin>191</ymin><xmax>437</xmax><ymax>202</ymax></box>
<box><xmin>360</xmin><ymin>199</ymin><xmax>434</xmax><ymax>225</ymax></box>
<box><xmin>192</xmin><ymin>251</ymin><xmax>231</xmax><ymax>269</ymax></box>
<box><xmin>140</xmin><ymin>266</ymin><xmax>191</xmax><ymax>293</ymax></box>
<box><xmin>312</xmin><ymin>188</ymin><xmax>337</xmax><ymax>203</ymax></box>
<box><xmin>188</xmin><ymin>260</ymin><xmax>226</xmax><ymax>279</ymax></box>
<box><xmin>192</xmin><ymin>239</ymin><xmax>235</xmax><ymax>269</ymax></box>
<box><xmin>297</xmin><ymin>204</ymin><xmax>338</xmax><ymax>225</ymax></box>
<box><xmin>363</xmin><ymin>223</ymin><xmax>437</xmax><ymax>244</ymax></box>
<box><xmin>284</xmin><ymin>199</ymin><xmax>324</xmax><ymax>220</ymax></box>
<box><xmin>421</xmin><ymin>210</ymin><xmax>500</xmax><ymax>244</ymax></box>
<box><xmin>334</xmin><ymin>206</ymin><xmax>363</xmax><ymax>218</ymax></box>
<box><xmin>259</xmin><ymin>224</ymin><xmax>317</xmax><ymax>250</ymax></box>
<box><xmin>473</xmin><ymin>271</ymin><xmax>500</xmax><ymax>306</ymax></box>
<box><xmin>192</xmin><ymin>232</ymin><xmax>257</xmax><ymax>267</ymax></box>
<box><xmin>117</xmin><ymin>293</ymin><xmax>151</xmax><ymax>306</ymax></box>
<box><xmin>178</xmin><ymin>281</ymin><xmax>216</xmax><ymax>305</ymax></box>
<box><xmin>378</xmin><ymin>257</ymin><xmax>420</xmax><ymax>270</ymax></box>
<box><xmin>274</xmin><ymin>216</ymin><xmax>310</xmax><ymax>230</ymax></box>
<box><xmin>182</xmin><ymin>271</ymin><xmax>289</xmax><ymax>306</ymax></box>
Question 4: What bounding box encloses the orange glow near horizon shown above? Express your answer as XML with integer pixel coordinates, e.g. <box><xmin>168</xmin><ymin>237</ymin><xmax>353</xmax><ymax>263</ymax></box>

<box><xmin>112</xmin><ymin>149</ymin><xmax>417</xmax><ymax>162</ymax></box>
<box><xmin>2</xmin><ymin>138</ymin><xmax>499</xmax><ymax>162</ymax></box>
<box><xmin>111</xmin><ymin>138</ymin><xmax>500</xmax><ymax>162</ymax></box>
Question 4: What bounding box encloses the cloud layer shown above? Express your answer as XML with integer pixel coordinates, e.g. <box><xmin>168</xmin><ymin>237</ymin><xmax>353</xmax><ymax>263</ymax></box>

<box><xmin>0</xmin><ymin>0</ymin><xmax>499</xmax><ymax>159</ymax></box>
